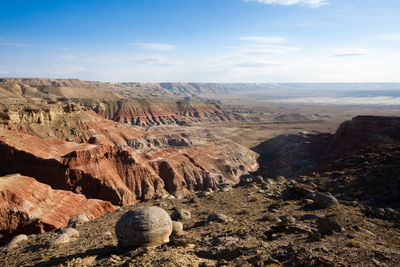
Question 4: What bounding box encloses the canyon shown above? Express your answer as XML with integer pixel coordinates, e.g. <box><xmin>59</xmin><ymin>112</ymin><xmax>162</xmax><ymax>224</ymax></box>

<box><xmin>0</xmin><ymin>79</ymin><xmax>400</xmax><ymax>266</ymax></box>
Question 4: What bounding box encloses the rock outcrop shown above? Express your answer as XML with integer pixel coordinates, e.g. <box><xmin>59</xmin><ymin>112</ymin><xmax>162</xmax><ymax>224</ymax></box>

<box><xmin>0</xmin><ymin>174</ymin><xmax>117</xmax><ymax>245</ymax></box>
<box><xmin>92</xmin><ymin>99</ymin><xmax>232</xmax><ymax>126</ymax></box>
<box><xmin>0</xmin><ymin>79</ymin><xmax>236</xmax><ymax>128</ymax></box>
<box><xmin>0</xmin><ymin>125</ymin><xmax>257</xmax><ymax>206</ymax></box>
<box><xmin>254</xmin><ymin>116</ymin><xmax>400</xmax><ymax>177</ymax></box>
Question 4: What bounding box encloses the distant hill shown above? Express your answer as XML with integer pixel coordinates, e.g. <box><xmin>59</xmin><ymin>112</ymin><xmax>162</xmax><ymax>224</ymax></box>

<box><xmin>2</xmin><ymin>78</ymin><xmax>400</xmax><ymax>101</ymax></box>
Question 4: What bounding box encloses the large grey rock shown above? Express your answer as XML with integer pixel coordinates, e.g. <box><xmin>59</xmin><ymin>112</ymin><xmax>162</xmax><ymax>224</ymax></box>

<box><xmin>115</xmin><ymin>206</ymin><xmax>172</xmax><ymax>248</ymax></box>
<box><xmin>1</xmin><ymin>234</ymin><xmax>28</xmax><ymax>251</ymax></box>
<box><xmin>314</xmin><ymin>192</ymin><xmax>339</xmax><ymax>209</ymax></box>
<box><xmin>68</xmin><ymin>214</ymin><xmax>90</xmax><ymax>228</ymax></box>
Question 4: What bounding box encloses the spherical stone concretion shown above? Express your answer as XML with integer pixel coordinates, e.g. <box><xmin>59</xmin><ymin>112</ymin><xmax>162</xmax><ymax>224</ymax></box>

<box><xmin>115</xmin><ymin>206</ymin><xmax>172</xmax><ymax>248</ymax></box>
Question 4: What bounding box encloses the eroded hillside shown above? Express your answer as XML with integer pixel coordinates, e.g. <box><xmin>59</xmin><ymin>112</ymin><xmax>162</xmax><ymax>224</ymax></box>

<box><xmin>0</xmin><ymin>79</ymin><xmax>259</xmax><ymax>244</ymax></box>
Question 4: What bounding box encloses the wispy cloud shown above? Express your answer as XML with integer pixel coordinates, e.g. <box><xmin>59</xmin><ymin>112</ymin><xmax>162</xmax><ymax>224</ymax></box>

<box><xmin>240</xmin><ymin>36</ymin><xmax>286</xmax><ymax>44</ymax></box>
<box><xmin>135</xmin><ymin>55</ymin><xmax>183</xmax><ymax>66</ymax></box>
<box><xmin>244</xmin><ymin>0</ymin><xmax>328</xmax><ymax>8</ymax></box>
<box><xmin>133</xmin><ymin>43</ymin><xmax>176</xmax><ymax>51</ymax></box>
<box><xmin>379</xmin><ymin>34</ymin><xmax>400</xmax><ymax>41</ymax></box>
<box><xmin>230</xmin><ymin>44</ymin><xmax>299</xmax><ymax>55</ymax></box>
<box><xmin>333</xmin><ymin>48</ymin><xmax>369</xmax><ymax>57</ymax></box>
<box><xmin>0</xmin><ymin>42</ymin><xmax>31</xmax><ymax>47</ymax></box>
<box><xmin>0</xmin><ymin>70</ymin><xmax>9</xmax><ymax>75</ymax></box>
<box><xmin>234</xmin><ymin>60</ymin><xmax>283</xmax><ymax>68</ymax></box>
<box><xmin>334</xmin><ymin>52</ymin><xmax>366</xmax><ymax>57</ymax></box>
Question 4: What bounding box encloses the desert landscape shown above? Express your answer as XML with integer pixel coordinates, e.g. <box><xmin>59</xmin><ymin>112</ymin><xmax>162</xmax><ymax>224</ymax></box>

<box><xmin>0</xmin><ymin>79</ymin><xmax>399</xmax><ymax>266</ymax></box>
<box><xmin>1</xmin><ymin>0</ymin><xmax>400</xmax><ymax>266</ymax></box>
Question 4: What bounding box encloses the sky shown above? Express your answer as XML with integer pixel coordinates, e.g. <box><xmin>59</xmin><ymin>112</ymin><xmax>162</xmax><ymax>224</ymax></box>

<box><xmin>0</xmin><ymin>0</ymin><xmax>400</xmax><ymax>82</ymax></box>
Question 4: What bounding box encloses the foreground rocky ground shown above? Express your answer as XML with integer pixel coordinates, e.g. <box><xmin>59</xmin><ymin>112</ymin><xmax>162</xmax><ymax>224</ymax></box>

<box><xmin>2</xmin><ymin>143</ymin><xmax>400</xmax><ymax>266</ymax></box>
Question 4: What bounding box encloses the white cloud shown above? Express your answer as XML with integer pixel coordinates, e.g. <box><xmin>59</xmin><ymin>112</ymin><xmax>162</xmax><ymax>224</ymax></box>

<box><xmin>0</xmin><ymin>70</ymin><xmax>9</xmax><ymax>74</ymax></box>
<box><xmin>379</xmin><ymin>34</ymin><xmax>400</xmax><ymax>41</ymax></box>
<box><xmin>240</xmin><ymin>36</ymin><xmax>286</xmax><ymax>44</ymax></box>
<box><xmin>244</xmin><ymin>0</ymin><xmax>328</xmax><ymax>8</ymax></box>
<box><xmin>133</xmin><ymin>43</ymin><xmax>176</xmax><ymax>51</ymax></box>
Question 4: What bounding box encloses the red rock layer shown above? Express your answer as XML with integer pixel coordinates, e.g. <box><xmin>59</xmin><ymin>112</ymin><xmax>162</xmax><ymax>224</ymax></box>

<box><xmin>0</xmin><ymin>127</ymin><xmax>257</xmax><ymax>206</ymax></box>
<box><xmin>0</xmin><ymin>175</ymin><xmax>117</xmax><ymax>245</ymax></box>
<box><xmin>94</xmin><ymin>99</ymin><xmax>232</xmax><ymax>126</ymax></box>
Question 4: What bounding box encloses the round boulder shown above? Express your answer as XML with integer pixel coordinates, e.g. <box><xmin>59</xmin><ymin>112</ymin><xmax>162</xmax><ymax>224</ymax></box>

<box><xmin>171</xmin><ymin>221</ymin><xmax>184</xmax><ymax>237</ymax></box>
<box><xmin>115</xmin><ymin>206</ymin><xmax>172</xmax><ymax>248</ymax></box>
<box><xmin>314</xmin><ymin>192</ymin><xmax>339</xmax><ymax>209</ymax></box>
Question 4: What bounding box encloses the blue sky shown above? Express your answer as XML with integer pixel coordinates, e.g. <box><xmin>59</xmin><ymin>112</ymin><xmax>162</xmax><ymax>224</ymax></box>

<box><xmin>0</xmin><ymin>0</ymin><xmax>400</xmax><ymax>82</ymax></box>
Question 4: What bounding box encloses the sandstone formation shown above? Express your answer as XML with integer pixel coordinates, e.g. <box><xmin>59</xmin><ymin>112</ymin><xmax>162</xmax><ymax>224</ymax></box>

<box><xmin>92</xmin><ymin>99</ymin><xmax>232</xmax><ymax>126</ymax></box>
<box><xmin>0</xmin><ymin>174</ymin><xmax>117</xmax><ymax>245</ymax></box>
<box><xmin>0</xmin><ymin>78</ymin><xmax>236</xmax><ymax>129</ymax></box>
<box><xmin>0</xmin><ymin>124</ymin><xmax>257</xmax><ymax>206</ymax></box>
<box><xmin>115</xmin><ymin>206</ymin><xmax>172</xmax><ymax>248</ymax></box>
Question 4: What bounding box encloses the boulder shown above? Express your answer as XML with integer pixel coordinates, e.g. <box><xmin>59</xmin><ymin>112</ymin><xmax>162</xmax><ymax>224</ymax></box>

<box><xmin>1</xmin><ymin>234</ymin><xmax>28</xmax><ymax>251</ymax></box>
<box><xmin>171</xmin><ymin>221</ymin><xmax>184</xmax><ymax>237</ymax></box>
<box><xmin>314</xmin><ymin>192</ymin><xmax>339</xmax><ymax>209</ymax></box>
<box><xmin>68</xmin><ymin>214</ymin><xmax>90</xmax><ymax>228</ymax></box>
<box><xmin>171</xmin><ymin>208</ymin><xmax>191</xmax><ymax>220</ymax></box>
<box><xmin>47</xmin><ymin>227</ymin><xmax>80</xmax><ymax>246</ymax></box>
<box><xmin>207</xmin><ymin>213</ymin><xmax>232</xmax><ymax>223</ymax></box>
<box><xmin>115</xmin><ymin>206</ymin><xmax>172</xmax><ymax>248</ymax></box>
<box><xmin>316</xmin><ymin>217</ymin><xmax>343</xmax><ymax>235</ymax></box>
<box><xmin>279</xmin><ymin>215</ymin><xmax>296</xmax><ymax>226</ymax></box>
<box><xmin>47</xmin><ymin>233</ymin><xmax>71</xmax><ymax>246</ymax></box>
<box><xmin>60</xmin><ymin>228</ymin><xmax>80</xmax><ymax>238</ymax></box>
<box><xmin>293</xmin><ymin>183</ymin><xmax>315</xmax><ymax>197</ymax></box>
